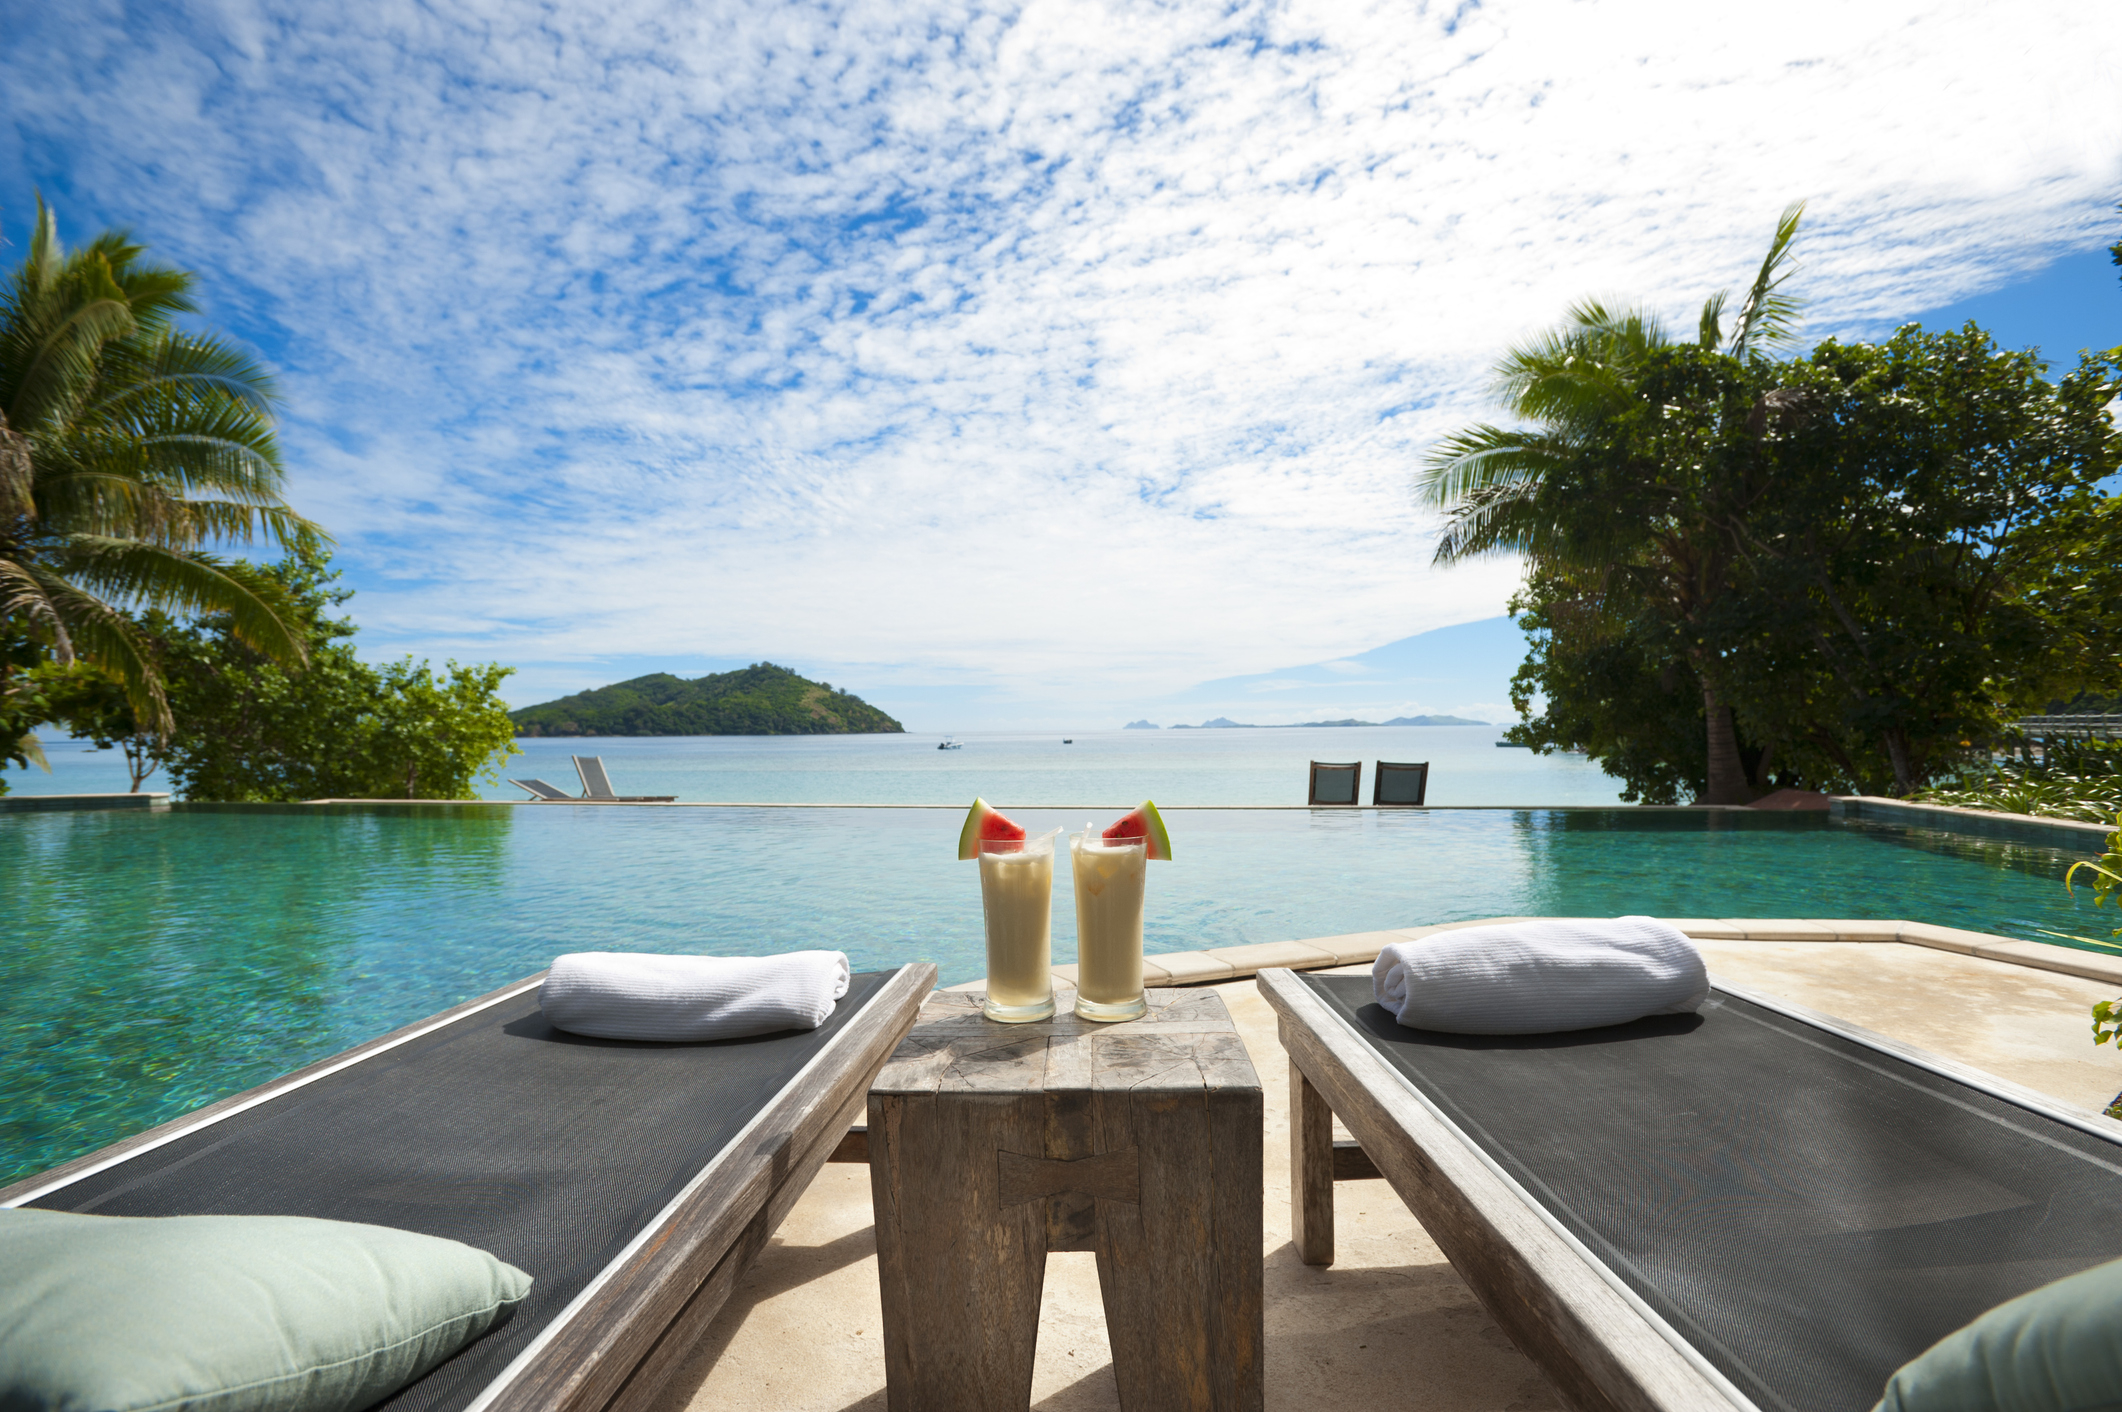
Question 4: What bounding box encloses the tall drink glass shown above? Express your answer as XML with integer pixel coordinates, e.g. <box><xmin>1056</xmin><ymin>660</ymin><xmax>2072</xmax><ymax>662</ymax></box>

<box><xmin>978</xmin><ymin>831</ymin><xmax>1057</xmax><ymax>1023</ymax></box>
<box><xmin>1069</xmin><ymin>830</ymin><xmax>1148</xmax><ymax>1022</ymax></box>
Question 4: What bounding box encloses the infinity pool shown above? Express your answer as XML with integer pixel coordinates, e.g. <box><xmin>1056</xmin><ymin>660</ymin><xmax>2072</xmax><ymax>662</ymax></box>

<box><xmin>2</xmin><ymin>804</ymin><xmax>2108</xmax><ymax>1186</ymax></box>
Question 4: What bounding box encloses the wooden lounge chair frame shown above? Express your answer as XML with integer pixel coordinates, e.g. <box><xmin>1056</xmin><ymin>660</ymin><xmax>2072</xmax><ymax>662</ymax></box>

<box><xmin>1372</xmin><ymin>760</ymin><xmax>1429</xmax><ymax>806</ymax></box>
<box><xmin>509</xmin><ymin>777</ymin><xmax>578</xmax><ymax>800</ymax></box>
<box><xmin>1306</xmin><ymin>760</ymin><xmax>1362</xmax><ymax>807</ymax></box>
<box><xmin>1261</xmin><ymin>963</ymin><xmax>1732</xmax><ymax>1411</ymax></box>
<box><xmin>2</xmin><ymin>962</ymin><xmax>936</xmax><ymax>1412</ymax></box>
<box><xmin>1258</xmin><ymin>963</ymin><xmax>2122</xmax><ymax>1412</ymax></box>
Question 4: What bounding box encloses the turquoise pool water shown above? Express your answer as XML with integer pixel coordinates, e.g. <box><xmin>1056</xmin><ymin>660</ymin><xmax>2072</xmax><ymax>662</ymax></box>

<box><xmin>2</xmin><ymin>805</ymin><xmax>2110</xmax><ymax>1187</ymax></box>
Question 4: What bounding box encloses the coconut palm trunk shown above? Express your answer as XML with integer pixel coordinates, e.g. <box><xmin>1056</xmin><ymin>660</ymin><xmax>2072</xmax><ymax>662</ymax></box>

<box><xmin>1699</xmin><ymin>682</ymin><xmax>1754</xmax><ymax>804</ymax></box>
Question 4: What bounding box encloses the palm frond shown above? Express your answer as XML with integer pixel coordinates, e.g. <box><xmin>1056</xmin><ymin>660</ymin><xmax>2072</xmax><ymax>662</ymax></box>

<box><xmin>1698</xmin><ymin>290</ymin><xmax>1728</xmax><ymax>350</ymax></box>
<box><xmin>0</xmin><ymin>557</ymin><xmax>72</xmax><ymax>658</ymax></box>
<box><xmin>1728</xmin><ymin>201</ymin><xmax>1807</xmax><ymax>358</ymax></box>
<box><xmin>1418</xmin><ymin>426</ymin><xmax>1582</xmax><ymax>564</ymax></box>
<box><xmin>2</xmin><ymin>275</ymin><xmax>134</xmax><ymax>433</ymax></box>
<box><xmin>30</xmin><ymin>579</ymin><xmax>172</xmax><ymax>732</ymax></box>
<box><xmin>54</xmin><ymin>539</ymin><xmax>306</xmax><ymax>666</ymax></box>
<box><xmin>14</xmin><ymin>733</ymin><xmax>51</xmax><ymax>772</ymax></box>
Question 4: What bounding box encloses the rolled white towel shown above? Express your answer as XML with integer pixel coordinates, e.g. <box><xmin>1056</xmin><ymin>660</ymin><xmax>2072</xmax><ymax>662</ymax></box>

<box><xmin>1372</xmin><ymin>918</ymin><xmax>1708</xmax><ymax>1035</ymax></box>
<box><xmin>539</xmin><ymin>951</ymin><xmax>852</xmax><ymax>1042</ymax></box>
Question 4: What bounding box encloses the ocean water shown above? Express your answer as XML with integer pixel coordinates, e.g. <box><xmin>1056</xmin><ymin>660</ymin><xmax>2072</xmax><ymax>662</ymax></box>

<box><xmin>1</xmin><ymin>800</ymin><xmax>2111</xmax><ymax>1187</ymax></box>
<box><xmin>11</xmin><ymin>725</ymin><xmax>1629</xmax><ymax>806</ymax></box>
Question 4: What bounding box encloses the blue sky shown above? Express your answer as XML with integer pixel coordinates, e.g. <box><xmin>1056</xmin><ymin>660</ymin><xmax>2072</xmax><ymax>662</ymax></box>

<box><xmin>4</xmin><ymin>0</ymin><xmax>2118</xmax><ymax>732</ymax></box>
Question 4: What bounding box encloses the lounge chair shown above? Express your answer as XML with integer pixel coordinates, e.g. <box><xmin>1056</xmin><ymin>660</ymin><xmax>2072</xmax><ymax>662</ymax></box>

<box><xmin>574</xmin><ymin>755</ymin><xmax>676</xmax><ymax>804</ymax></box>
<box><xmin>1307</xmin><ymin>760</ymin><xmax>1361</xmax><ymax>806</ymax></box>
<box><xmin>1372</xmin><ymin>760</ymin><xmax>1429</xmax><ymax>806</ymax></box>
<box><xmin>509</xmin><ymin>778</ymin><xmax>578</xmax><ymax>801</ymax></box>
<box><xmin>1258</xmin><ymin>964</ymin><xmax>2122</xmax><ymax>1412</ymax></box>
<box><xmin>2</xmin><ymin>961</ymin><xmax>936</xmax><ymax>1412</ymax></box>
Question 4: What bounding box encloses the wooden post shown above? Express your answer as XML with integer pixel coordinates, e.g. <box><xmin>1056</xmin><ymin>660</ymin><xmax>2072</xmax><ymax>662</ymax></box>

<box><xmin>1291</xmin><ymin>1057</ymin><xmax>1335</xmax><ymax>1266</ymax></box>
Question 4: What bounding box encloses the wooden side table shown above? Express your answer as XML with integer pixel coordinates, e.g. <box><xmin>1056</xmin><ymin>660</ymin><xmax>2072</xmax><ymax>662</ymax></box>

<box><xmin>869</xmin><ymin>984</ymin><xmax>1264</xmax><ymax>1411</ymax></box>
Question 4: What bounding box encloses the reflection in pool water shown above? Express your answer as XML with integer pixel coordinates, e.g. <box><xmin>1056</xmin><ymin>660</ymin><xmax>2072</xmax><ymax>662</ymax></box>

<box><xmin>0</xmin><ymin>804</ymin><xmax>2104</xmax><ymax>1186</ymax></box>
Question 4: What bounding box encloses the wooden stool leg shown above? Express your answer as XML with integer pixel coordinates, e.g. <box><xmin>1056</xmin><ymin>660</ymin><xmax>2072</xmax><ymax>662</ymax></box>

<box><xmin>870</xmin><ymin>1092</ymin><xmax>1047</xmax><ymax>1411</ymax></box>
<box><xmin>1095</xmin><ymin>1053</ymin><xmax>1264</xmax><ymax>1410</ymax></box>
<box><xmin>1292</xmin><ymin>1059</ymin><xmax>1335</xmax><ymax>1266</ymax></box>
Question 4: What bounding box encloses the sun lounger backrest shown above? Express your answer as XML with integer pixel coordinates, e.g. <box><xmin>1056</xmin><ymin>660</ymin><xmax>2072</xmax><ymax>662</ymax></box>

<box><xmin>1373</xmin><ymin>761</ymin><xmax>1428</xmax><ymax>806</ymax></box>
<box><xmin>1307</xmin><ymin>760</ymin><xmax>1360</xmax><ymax>806</ymax></box>
<box><xmin>509</xmin><ymin>778</ymin><xmax>575</xmax><ymax>801</ymax></box>
<box><xmin>573</xmin><ymin>755</ymin><xmax>618</xmax><ymax>799</ymax></box>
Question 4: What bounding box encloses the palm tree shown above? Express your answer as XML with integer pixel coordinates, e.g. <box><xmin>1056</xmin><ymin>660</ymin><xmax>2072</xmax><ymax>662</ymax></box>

<box><xmin>0</xmin><ymin>197</ymin><xmax>322</xmax><ymax>730</ymax></box>
<box><xmin>1418</xmin><ymin>204</ymin><xmax>1804</xmax><ymax>804</ymax></box>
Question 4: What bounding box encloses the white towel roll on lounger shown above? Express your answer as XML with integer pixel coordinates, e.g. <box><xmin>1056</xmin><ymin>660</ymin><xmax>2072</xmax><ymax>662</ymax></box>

<box><xmin>1372</xmin><ymin>918</ymin><xmax>1708</xmax><ymax>1034</ymax></box>
<box><xmin>538</xmin><ymin>951</ymin><xmax>852</xmax><ymax>1041</ymax></box>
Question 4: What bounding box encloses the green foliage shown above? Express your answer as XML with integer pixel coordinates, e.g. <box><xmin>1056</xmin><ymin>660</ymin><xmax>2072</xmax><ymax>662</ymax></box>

<box><xmin>1920</xmin><ymin>739</ymin><xmax>2122</xmax><ymax>825</ymax></box>
<box><xmin>0</xmin><ymin>626</ymin><xmax>56</xmax><ymax>793</ymax></box>
<box><xmin>0</xmin><ymin>197</ymin><xmax>320</xmax><ymax>728</ymax></box>
<box><xmin>31</xmin><ymin>660</ymin><xmax>164</xmax><ymax>791</ymax></box>
<box><xmin>1504</xmin><ymin>575</ymin><xmax>1709</xmax><ymax>806</ymax></box>
<box><xmin>1419</xmin><ymin>208</ymin><xmax>1813</xmax><ymax>805</ymax></box>
<box><xmin>1460</xmin><ymin>309</ymin><xmax>2121</xmax><ymax>802</ymax></box>
<box><xmin>1719</xmin><ymin>332</ymin><xmax>2121</xmax><ymax>794</ymax></box>
<box><xmin>2073</xmin><ymin>815</ymin><xmax>2122</xmax><ymax>1046</ymax></box>
<box><xmin>157</xmin><ymin>550</ymin><xmax>519</xmax><ymax>801</ymax></box>
<box><xmin>511</xmin><ymin>664</ymin><xmax>904</xmax><ymax>737</ymax></box>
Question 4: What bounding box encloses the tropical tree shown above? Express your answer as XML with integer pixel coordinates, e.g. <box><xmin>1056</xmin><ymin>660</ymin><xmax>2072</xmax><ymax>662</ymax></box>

<box><xmin>1418</xmin><ymin>205</ymin><xmax>1805</xmax><ymax>803</ymax></box>
<box><xmin>157</xmin><ymin>547</ymin><xmax>520</xmax><ymax>802</ymax></box>
<box><xmin>0</xmin><ymin>197</ymin><xmax>318</xmax><ymax>736</ymax></box>
<box><xmin>1721</xmin><ymin>332</ymin><xmax>2121</xmax><ymax>794</ymax></box>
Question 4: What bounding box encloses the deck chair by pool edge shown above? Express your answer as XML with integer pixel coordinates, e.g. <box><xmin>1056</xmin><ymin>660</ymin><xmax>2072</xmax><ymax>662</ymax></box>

<box><xmin>572</xmin><ymin>755</ymin><xmax>677</xmax><ymax>804</ymax></box>
<box><xmin>509</xmin><ymin>778</ymin><xmax>578</xmax><ymax>801</ymax></box>
<box><xmin>1307</xmin><ymin>760</ymin><xmax>1362</xmax><ymax>807</ymax></box>
<box><xmin>1258</xmin><ymin>962</ymin><xmax>2122</xmax><ymax>1412</ymax></box>
<box><xmin>1372</xmin><ymin>760</ymin><xmax>1429</xmax><ymax>806</ymax></box>
<box><xmin>574</xmin><ymin>755</ymin><xmax>620</xmax><ymax>799</ymax></box>
<box><xmin>2</xmin><ymin>962</ymin><xmax>936</xmax><ymax>1412</ymax></box>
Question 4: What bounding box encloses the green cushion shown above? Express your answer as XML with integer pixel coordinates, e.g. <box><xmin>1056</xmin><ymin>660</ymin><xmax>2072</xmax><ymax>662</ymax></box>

<box><xmin>1874</xmin><ymin>1256</ymin><xmax>2122</xmax><ymax>1411</ymax></box>
<box><xmin>0</xmin><ymin>1207</ymin><xmax>532</xmax><ymax>1412</ymax></box>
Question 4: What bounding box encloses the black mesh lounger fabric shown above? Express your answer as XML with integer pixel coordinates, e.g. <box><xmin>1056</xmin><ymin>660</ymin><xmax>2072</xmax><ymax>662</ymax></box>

<box><xmin>1302</xmin><ymin>973</ymin><xmax>2122</xmax><ymax>1412</ymax></box>
<box><xmin>29</xmin><ymin>970</ymin><xmax>896</xmax><ymax>1412</ymax></box>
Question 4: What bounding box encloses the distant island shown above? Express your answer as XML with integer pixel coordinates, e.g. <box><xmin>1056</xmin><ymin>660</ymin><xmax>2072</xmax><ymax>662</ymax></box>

<box><xmin>1123</xmin><ymin>719</ymin><xmax>1160</xmax><ymax>729</ymax></box>
<box><xmin>511</xmin><ymin>663</ymin><xmax>904</xmax><ymax>737</ymax></box>
<box><xmin>1168</xmin><ymin>714</ymin><xmax>1489</xmax><ymax>729</ymax></box>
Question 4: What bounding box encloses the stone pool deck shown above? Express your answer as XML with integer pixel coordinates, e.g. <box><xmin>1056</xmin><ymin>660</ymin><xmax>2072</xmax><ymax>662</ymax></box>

<box><xmin>649</xmin><ymin>923</ymin><xmax>2122</xmax><ymax>1412</ymax></box>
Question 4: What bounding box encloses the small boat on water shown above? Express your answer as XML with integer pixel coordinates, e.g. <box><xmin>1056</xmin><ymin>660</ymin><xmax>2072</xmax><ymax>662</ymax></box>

<box><xmin>938</xmin><ymin>738</ymin><xmax>962</xmax><ymax>750</ymax></box>
<box><xmin>1063</xmin><ymin>739</ymin><xmax>1073</xmax><ymax>744</ymax></box>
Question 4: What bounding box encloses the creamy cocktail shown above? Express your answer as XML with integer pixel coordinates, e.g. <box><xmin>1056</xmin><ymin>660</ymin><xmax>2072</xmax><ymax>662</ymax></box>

<box><xmin>978</xmin><ymin>831</ymin><xmax>1057</xmax><ymax>1022</ymax></box>
<box><xmin>1069</xmin><ymin>831</ymin><xmax>1148</xmax><ymax>1022</ymax></box>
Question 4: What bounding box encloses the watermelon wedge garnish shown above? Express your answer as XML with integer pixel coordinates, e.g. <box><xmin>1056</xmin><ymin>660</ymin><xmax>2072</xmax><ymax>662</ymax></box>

<box><xmin>1101</xmin><ymin>800</ymin><xmax>1172</xmax><ymax>860</ymax></box>
<box><xmin>957</xmin><ymin>797</ymin><xmax>1027</xmax><ymax>859</ymax></box>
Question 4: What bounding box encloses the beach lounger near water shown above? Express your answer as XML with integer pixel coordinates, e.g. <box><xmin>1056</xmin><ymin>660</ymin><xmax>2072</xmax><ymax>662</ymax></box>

<box><xmin>2</xmin><ymin>962</ymin><xmax>935</xmax><ymax>1412</ymax></box>
<box><xmin>574</xmin><ymin>755</ymin><xmax>675</xmax><ymax>803</ymax></box>
<box><xmin>1261</xmin><ymin>966</ymin><xmax>2122</xmax><ymax>1412</ymax></box>
<box><xmin>507</xmin><ymin>759</ymin><xmax>674</xmax><ymax>803</ymax></box>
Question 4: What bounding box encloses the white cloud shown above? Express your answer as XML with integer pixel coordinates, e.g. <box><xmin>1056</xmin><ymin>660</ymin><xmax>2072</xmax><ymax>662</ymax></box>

<box><xmin>5</xmin><ymin>0</ymin><xmax>2118</xmax><ymax>717</ymax></box>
